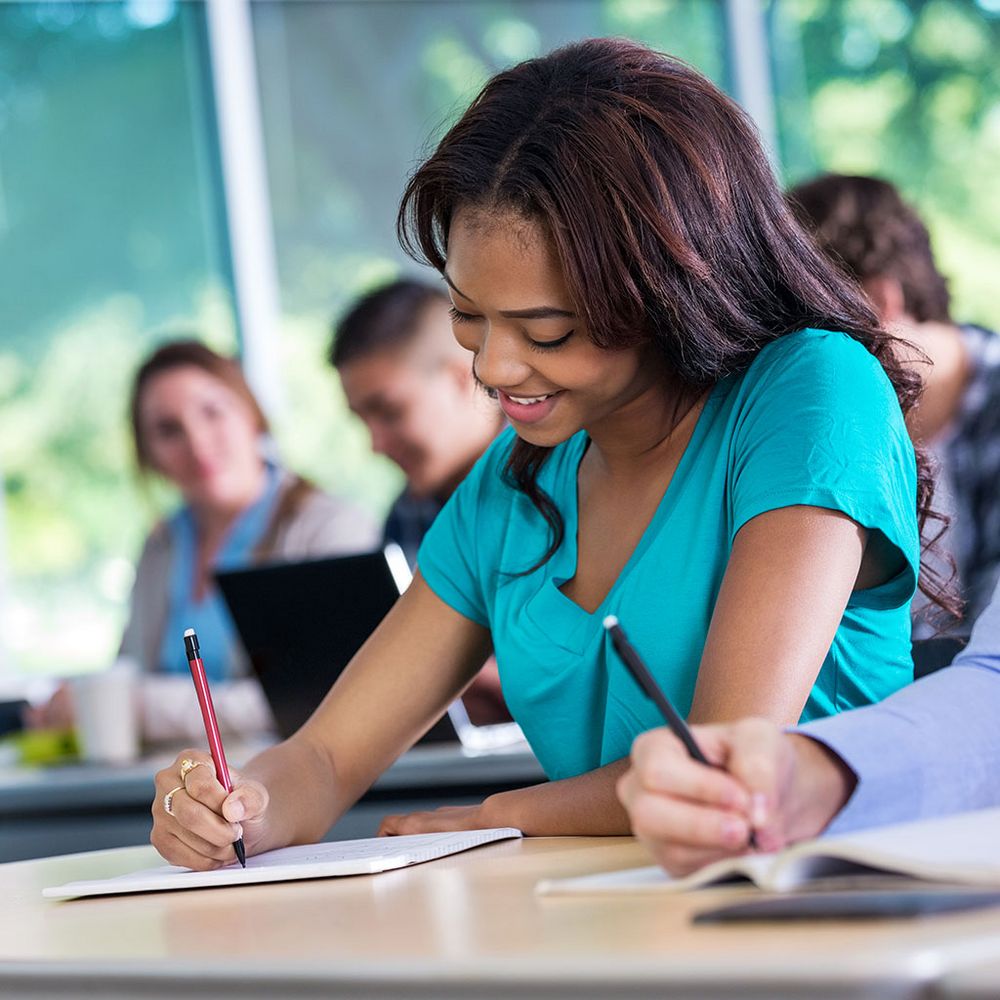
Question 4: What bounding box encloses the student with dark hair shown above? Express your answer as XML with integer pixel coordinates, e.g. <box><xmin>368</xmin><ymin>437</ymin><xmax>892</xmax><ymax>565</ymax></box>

<box><xmin>331</xmin><ymin>279</ymin><xmax>505</xmax><ymax>568</ymax></box>
<box><xmin>331</xmin><ymin>281</ymin><xmax>509</xmax><ymax>723</ymax></box>
<box><xmin>149</xmin><ymin>40</ymin><xmax>950</xmax><ymax>869</ymax></box>
<box><xmin>788</xmin><ymin>174</ymin><xmax>1000</xmax><ymax>629</ymax></box>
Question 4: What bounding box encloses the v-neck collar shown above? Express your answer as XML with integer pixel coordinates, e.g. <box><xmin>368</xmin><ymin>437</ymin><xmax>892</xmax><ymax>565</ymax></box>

<box><xmin>550</xmin><ymin>380</ymin><xmax>726</xmax><ymax>624</ymax></box>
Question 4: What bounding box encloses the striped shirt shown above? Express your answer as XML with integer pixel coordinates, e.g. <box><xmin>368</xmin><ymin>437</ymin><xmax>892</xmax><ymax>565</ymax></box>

<box><xmin>932</xmin><ymin>324</ymin><xmax>1000</xmax><ymax>631</ymax></box>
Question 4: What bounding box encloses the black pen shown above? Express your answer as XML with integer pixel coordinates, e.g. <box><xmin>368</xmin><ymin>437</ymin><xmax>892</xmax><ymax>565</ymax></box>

<box><xmin>603</xmin><ymin>614</ymin><xmax>759</xmax><ymax>851</ymax></box>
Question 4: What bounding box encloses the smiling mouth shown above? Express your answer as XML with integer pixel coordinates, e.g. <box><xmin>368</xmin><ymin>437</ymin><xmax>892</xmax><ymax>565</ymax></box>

<box><xmin>496</xmin><ymin>389</ymin><xmax>563</xmax><ymax>425</ymax></box>
<box><xmin>505</xmin><ymin>392</ymin><xmax>556</xmax><ymax>405</ymax></box>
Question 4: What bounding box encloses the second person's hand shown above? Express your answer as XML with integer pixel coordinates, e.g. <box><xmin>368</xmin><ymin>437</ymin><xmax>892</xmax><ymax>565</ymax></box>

<box><xmin>151</xmin><ymin>749</ymin><xmax>271</xmax><ymax>871</ymax></box>
<box><xmin>616</xmin><ymin>719</ymin><xmax>856</xmax><ymax>877</ymax></box>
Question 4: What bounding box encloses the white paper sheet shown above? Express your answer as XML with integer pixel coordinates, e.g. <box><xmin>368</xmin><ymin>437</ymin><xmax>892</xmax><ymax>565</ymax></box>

<box><xmin>44</xmin><ymin>827</ymin><xmax>522</xmax><ymax>900</ymax></box>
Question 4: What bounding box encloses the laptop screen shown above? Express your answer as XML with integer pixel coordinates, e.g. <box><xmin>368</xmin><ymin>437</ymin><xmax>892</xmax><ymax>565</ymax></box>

<box><xmin>215</xmin><ymin>546</ymin><xmax>458</xmax><ymax>742</ymax></box>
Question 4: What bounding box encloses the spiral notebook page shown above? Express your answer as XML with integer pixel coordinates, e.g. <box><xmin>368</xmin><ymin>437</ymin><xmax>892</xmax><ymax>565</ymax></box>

<box><xmin>44</xmin><ymin>828</ymin><xmax>522</xmax><ymax>901</ymax></box>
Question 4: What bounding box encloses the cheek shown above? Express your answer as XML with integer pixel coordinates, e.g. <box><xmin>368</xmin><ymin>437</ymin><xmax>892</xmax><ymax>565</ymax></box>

<box><xmin>219</xmin><ymin>414</ymin><xmax>260</xmax><ymax>454</ymax></box>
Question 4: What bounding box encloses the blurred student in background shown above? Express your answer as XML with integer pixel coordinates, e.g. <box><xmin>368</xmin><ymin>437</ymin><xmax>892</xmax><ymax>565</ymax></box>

<box><xmin>788</xmin><ymin>174</ymin><xmax>1000</xmax><ymax>629</ymax></box>
<box><xmin>28</xmin><ymin>340</ymin><xmax>379</xmax><ymax>740</ymax></box>
<box><xmin>331</xmin><ymin>280</ymin><xmax>505</xmax><ymax>566</ymax></box>
<box><xmin>331</xmin><ymin>280</ymin><xmax>510</xmax><ymax>724</ymax></box>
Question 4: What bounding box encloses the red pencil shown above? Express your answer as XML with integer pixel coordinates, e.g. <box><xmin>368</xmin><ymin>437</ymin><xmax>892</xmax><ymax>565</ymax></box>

<box><xmin>183</xmin><ymin>628</ymin><xmax>246</xmax><ymax>867</ymax></box>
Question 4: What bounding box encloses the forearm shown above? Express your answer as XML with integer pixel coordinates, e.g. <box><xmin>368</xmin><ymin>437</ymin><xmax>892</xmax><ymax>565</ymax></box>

<box><xmin>483</xmin><ymin>759</ymin><xmax>631</xmax><ymax>836</ymax></box>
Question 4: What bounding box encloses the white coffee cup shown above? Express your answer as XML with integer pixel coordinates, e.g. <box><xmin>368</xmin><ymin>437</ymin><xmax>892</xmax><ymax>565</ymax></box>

<box><xmin>71</xmin><ymin>657</ymin><xmax>140</xmax><ymax>764</ymax></box>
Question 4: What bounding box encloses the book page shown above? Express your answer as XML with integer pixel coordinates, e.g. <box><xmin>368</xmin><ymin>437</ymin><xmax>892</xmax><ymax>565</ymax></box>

<box><xmin>770</xmin><ymin>807</ymin><xmax>1000</xmax><ymax>893</ymax></box>
<box><xmin>538</xmin><ymin>808</ymin><xmax>1000</xmax><ymax>896</ymax></box>
<box><xmin>44</xmin><ymin>828</ymin><xmax>522</xmax><ymax>901</ymax></box>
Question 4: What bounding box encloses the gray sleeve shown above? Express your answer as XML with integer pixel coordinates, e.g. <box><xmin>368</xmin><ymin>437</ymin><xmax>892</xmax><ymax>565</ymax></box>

<box><xmin>271</xmin><ymin>490</ymin><xmax>381</xmax><ymax>561</ymax></box>
<box><xmin>117</xmin><ymin>527</ymin><xmax>171</xmax><ymax>674</ymax></box>
<box><xmin>799</xmin><ymin>581</ymin><xmax>1000</xmax><ymax>835</ymax></box>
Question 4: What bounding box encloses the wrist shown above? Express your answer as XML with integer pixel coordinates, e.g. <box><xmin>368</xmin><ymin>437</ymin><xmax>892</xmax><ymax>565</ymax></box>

<box><xmin>783</xmin><ymin>734</ymin><xmax>857</xmax><ymax>842</ymax></box>
<box><xmin>479</xmin><ymin>790</ymin><xmax>514</xmax><ymax>830</ymax></box>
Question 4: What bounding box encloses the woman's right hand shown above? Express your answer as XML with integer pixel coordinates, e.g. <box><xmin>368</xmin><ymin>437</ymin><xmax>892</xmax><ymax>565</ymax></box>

<box><xmin>151</xmin><ymin>750</ymin><xmax>271</xmax><ymax>870</ymax></box>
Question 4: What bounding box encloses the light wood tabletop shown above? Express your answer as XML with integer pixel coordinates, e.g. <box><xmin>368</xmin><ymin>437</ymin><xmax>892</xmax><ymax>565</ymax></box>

<box><xmin>4</xmin><ymin>836</ymin><xmax>1000</xmax><ymax>999</ymax></box>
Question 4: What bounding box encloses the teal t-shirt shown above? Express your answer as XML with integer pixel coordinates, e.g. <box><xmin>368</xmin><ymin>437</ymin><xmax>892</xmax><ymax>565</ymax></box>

<box><xmin>418</xmin><ymin>329</ymin><xmax>919</xmax><ymax>781</ymax></box>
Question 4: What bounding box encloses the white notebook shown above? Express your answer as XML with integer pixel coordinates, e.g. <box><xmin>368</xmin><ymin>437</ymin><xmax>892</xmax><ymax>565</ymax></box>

<box><xmin>44</xmin><ymin>828</ymin><xmax>522</xmax><ymax>901</ymax></box>
<box><xmin>538</xmin><ymin>808</ymin><xmax>1000</xmax><ymax>896</ymax></box>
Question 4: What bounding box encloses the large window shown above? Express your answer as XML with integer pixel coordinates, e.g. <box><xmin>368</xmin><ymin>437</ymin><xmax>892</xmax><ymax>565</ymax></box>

<box><xmin>250</xmin><ymin>0</ymin><xmax>727</xmax><ymax>510</ymax></box>
<box><xmin>769</xmin><ymin>0</ymin><xmax>1000</xmax><ymax>325</ymax></box>
<box><xmin>5</xmin><ymin>0</ymin><xmax>997</xmax><ymax>680</ymax></box>
<box><xmin>0</xmin><ymin>2</ymin><xmax>234</xmax><ymax>674</ymax></box>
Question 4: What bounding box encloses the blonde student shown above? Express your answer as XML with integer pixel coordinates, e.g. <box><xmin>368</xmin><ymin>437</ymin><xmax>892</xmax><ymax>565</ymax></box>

<box><xmin>149</xmin><ymin>39</ymin><xmax>950</xmax><ymax>869</ymax></box>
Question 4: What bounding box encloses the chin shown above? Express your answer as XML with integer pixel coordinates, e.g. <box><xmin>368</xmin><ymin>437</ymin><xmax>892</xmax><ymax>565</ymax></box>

<box><xmin>509</xmin><ymin>420</ymin><xmax>576</xmax><ymax>450</ymax></box>
<box><xmin>405</xmin><ymin>477</ymin><xmax>438</xmax><ymax>499</ymax></box>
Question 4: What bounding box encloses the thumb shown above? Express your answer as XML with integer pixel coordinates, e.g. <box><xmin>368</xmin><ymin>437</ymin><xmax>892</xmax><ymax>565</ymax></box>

<box><xmin>222</xmin><ymin>776</ymin><xmax>269</xmax><ymax>823</ymax></box>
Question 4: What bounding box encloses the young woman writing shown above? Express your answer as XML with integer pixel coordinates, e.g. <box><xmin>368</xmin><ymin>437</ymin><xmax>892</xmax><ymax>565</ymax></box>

<box><xmin>149</xmin><ymin>39</ymin><xmax>950</xmax><ymax>868</ymax></box>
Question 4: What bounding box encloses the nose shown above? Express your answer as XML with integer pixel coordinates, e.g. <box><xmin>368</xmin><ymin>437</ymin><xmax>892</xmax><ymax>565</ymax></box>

<box><xmin>184</xmin><ymin>421</ymin><xmax>215</xmax><ymax>466</ymax></box>
<box><xmin>473</xmin><ymin>326</ymin><xmax>531</xmax><ymax>393</ymax></box>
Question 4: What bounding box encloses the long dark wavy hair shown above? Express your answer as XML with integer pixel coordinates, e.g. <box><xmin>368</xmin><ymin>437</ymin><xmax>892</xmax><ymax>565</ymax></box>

<box><xmin>397</xmin><ymin>37</ymin><xmax>957</xmax><ymax>617</ymax></box>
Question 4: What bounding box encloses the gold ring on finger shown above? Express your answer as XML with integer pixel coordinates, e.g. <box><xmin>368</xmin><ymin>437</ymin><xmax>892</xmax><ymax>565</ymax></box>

<box><xmin>163</xmin><ymin>785</ymin><xmax>184</xmax><ymax>817</ymax></box>
<box><xmin>180</xmin><ymin>758</ymin><xmax>208</xmax><ymax>786</ymax></box>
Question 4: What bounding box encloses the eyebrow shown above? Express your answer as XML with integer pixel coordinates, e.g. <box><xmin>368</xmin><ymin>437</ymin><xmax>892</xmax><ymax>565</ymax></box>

<box><xmin>443</xmin><ymin>271</ymin><xmax>576</xmax><ymax>320</ymax></box>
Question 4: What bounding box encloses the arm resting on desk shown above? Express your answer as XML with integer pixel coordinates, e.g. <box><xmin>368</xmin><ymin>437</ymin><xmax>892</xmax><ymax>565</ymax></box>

<box><xmin>378</xmin><ymin>758</ymin><xmax>632</xmax><ymax>837</ymax></box>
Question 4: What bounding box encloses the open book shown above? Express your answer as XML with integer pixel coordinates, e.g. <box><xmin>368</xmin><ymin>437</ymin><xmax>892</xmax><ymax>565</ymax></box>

<box><xmin>538</xmin><ymin>808</ymin><xmax>1000</xmax><ymax>896</ymax></box>
<box><xmin>45</xmin><ymin>828</ymin><xmax>521</xmax><ymax>901</ymax></box>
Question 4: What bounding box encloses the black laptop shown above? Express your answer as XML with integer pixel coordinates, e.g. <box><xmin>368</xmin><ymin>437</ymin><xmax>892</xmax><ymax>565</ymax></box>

<box><xmin>216</xmin><ymin>546</ymin><xmax>458</xmax><ymax>742</ymax></box>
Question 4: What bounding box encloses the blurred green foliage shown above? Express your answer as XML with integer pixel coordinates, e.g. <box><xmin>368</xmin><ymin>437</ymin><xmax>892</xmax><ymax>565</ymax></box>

<box><xmin>771</xmin><ymin>0</ymin><xmax>1000</xmax><ymax>325</ymax></box>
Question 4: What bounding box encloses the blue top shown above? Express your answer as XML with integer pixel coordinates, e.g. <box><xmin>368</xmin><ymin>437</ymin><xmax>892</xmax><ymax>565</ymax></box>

<box><xmin>158</xmin><ymin>464</ymin><xmax>283</xmax><ymax>682</ymax></box>
<box><xmin>418</xmin><ymin>329</ymin><xmax>920</xmax><ymax>780</ymax></box>
<box><xmin>806</xmin><ymin>578</ymin><xmax>1000</xmax><ymax>835</ymax></box>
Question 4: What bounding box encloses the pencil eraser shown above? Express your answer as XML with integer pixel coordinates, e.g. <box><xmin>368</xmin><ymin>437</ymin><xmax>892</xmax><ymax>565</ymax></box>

<box><xmin>602</xmin><ymin>615</ymin><xmax>619</xmax><ymax>630</ymax></box>
<box><xmin>183</xmin><ymin>628</ymin><xmax>196</xmax><ymax>637</ymax></box>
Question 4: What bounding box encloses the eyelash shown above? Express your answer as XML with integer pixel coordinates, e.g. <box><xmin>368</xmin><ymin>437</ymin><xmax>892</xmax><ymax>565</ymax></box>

<box><xmin>448</xmin><ymin>306</ymin><xmax>478</xmax><ymax>325</ymax></box>
<box><xmin>526</xmin><ymin>331</ymin><xmax>574</xmax><ymax>352</ymax></box>
<box><xmin>449</xmin><ymin>307</ymin><xmax>573</xmax><ymax>351</ymax></box>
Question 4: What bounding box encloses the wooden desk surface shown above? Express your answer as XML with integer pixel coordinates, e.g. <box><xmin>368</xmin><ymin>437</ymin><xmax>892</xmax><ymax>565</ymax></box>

<box><xmin>4</xmin><ymin>837</ymin><xmax>1000</xmax><ymax>999</ymax></box>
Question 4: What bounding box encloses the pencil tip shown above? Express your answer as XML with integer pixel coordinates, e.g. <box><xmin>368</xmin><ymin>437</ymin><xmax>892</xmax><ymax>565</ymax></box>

<box><xmin>602</xmin><ymin>615</ymin><xmax>618</xmax><ymax>630</ymax></box>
